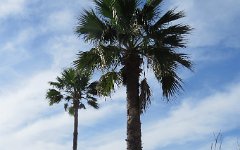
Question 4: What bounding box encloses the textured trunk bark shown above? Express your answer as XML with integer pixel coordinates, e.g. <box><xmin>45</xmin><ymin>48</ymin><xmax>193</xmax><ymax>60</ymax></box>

<box><xmin>73</xmin><ymin>100</ymin><xmax>79</xmax><ymax>150</ymax></box>
<box><xmin>125</xmin><ymin>53</ymin><xmax>142</xmax><ymax>150</ymax></box>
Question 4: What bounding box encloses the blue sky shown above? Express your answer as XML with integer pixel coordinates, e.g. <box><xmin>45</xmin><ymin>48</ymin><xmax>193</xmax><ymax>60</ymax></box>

<box><xmin>0</xmin><ymin>0</ymin><xmax>240</xmax><ymax>150</ymax></box>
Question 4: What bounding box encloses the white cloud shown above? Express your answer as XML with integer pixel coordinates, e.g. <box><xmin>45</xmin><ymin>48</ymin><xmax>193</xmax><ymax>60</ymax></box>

<box><xmin>0</xmin><ymin>0</ymin><xmax>26</xmax><ymax>19</ymax></box>
<box><xmin>0</xmin><ymin>68</ymin><xmax>126</xmax><ymax>150</ymax></box>
<box><xmin>44</xmin><ymin>34</ymin><xmax>89</xmax><ymax>68</ymax></box>
<box><xmin>169</xmin><ymin>0</ymin><xmax>240</xmax><ymax>48</ymax></box>
<box><xmin>166</xmin><ymin>0</ymin><xmax>240</xmax><ymax>64</ymax></box>
<box><xmin>46</xmin><ymin>10</ymin><xmax>75</xmax><ymax>32</ymax></box>
<box><xmin>0</xmin><ymin>27</ymin><xmax>36</xmax><ymax>67</ymax></box>
<box><xmin>141</xmin><ymin>82</ymin><xmax>240</xmax><ymax>150</ymax></box>
<box><xmin>23</xmin><ymin>80</ymin><xmax>239</xmax><ymax>150</ymax></box>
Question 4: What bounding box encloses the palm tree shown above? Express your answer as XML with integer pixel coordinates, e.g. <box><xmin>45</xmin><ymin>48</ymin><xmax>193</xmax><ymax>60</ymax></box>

<box><xmin>74</xmin><ymin>0</ymin><xmax>192</xmax><ymax>149</ymax></box>
<box><xmin>46</xmin><ymin>68</ymin><xmax>99</xmax><ymax>150</ymax></box>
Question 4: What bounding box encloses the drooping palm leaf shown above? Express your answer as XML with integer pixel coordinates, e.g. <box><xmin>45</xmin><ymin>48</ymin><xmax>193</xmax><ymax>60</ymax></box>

<box><xmin>139</xmin><ymin>78</ymin><xmax>152</xmax><ymax>113</ymax></box>
<box><xmin>46</xmin><ymin>89</ymin><xmax>63</xmax><ymax>105</ymax></box>
<box><xmin>87</xmin><ymin>81</ymin><xmax>99</xmax><ymax>95</ymax></box>
<box><xmin>97</xmin><ymin>71</ymin><xmax>122</xmax><ymax>96</ymax></box>
<box><xmin>87</xmin><ymin>99</ymin><xmax>99</xmax><ymax>109</ymax></box>
<box><xmin>75</xmin><ymin>48</ymin><xmax>102</xmax><ymax>73</ymax></box>
<box><xmin>161</xmin><ymin>71</ymin><xmax>183</xmax><ymax>99</ymax></box>
<box><xmin>68</xmin><ymin>106</ymin><xmax>75</xmax><ymax>116</ymax></box>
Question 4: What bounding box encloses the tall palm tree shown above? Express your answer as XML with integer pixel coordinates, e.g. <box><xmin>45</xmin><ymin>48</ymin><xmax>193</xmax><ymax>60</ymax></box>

<box><xmin>74</xmin><ymin>0</ymin><xmax>192</xmax><ymax>149</ymax></box>
<box><xmin>46</xmin><ymin>68</ymin><xmax>99</xmax><ymax>150</ymax></box>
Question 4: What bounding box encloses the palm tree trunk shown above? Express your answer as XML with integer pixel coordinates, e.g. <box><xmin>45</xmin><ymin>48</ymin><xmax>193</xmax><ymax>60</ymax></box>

<box><xmin>125</xmin><ymin>53</ymin><xmax>142</xmax><ymax>150</ymax></box>
<box><xmin>73</xmin><ymin>100</ymin><xmax>79</xmax><ymax>150</ymax></box>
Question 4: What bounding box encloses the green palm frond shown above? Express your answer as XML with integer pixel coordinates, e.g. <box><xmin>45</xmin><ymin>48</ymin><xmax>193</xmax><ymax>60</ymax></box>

<box><xmin>76</xmin><ymin>75</ymin><xmax>90</xmax><ymax>91</ymax></box>
<box><xmin>161</xmin><ymin>24</ymin><xmax>192</xmax><ymax>36</ymax></box>
<box><xmin>161</xmin><ymin>71</ymin><xmax>183</xmax><ymax>99</ymax></box>
<box><xmin>162</xmin><ymin>34</ymin><xmax>186</xmax><ymax>48</ymax></box>
<box><xmin>75</xmin><ymin>45</ymin><xmax>121</xmax><ymax>73</ymax></box>
<box><xmin>87</xmin><ymin>81</ymin><xmax>99</xmax><ymax>95</ymax></box>
<box><xmin>76</xmin><ymin>9</ymin><xmax>106</xmax><ymax>42</ymax></box>
<box><xmin>149</xmin><ymin>25</ymin><xmax>192</xmax><ymax>49</ymax></box>
<box><xmin>46</xmin><ymin>89</ymin><xmax>63</xmax><ymax>105</ymax></box>
<box><xmin>49</xmin><ymin>81</ymin><xmax>63</xmax><ymax>89</ymax></box>
<box><xmin>75</xmin><ymin>48</ymin><xmax>102</xmax><ymax>73</ymax></box>
<box><xmin>61</xmin><ymin>68</ymin><xmax>76</xmax><ymax>89</ymax></box>
<box><xmin>97</xmin><ymin>71</ymin><xmax>122</xmax><ymax>96</ymax></box>
<box><xmin>113</xmin><ymin>0</ymin><xmax>140</xmax><ymax>27</ymax></box>
<box><xmin>146</xmin><ymin>46</ymin><xmax>192</xmax><ymax>70</ymax></box>
<box><xmin>68</xmin><ymin>106</ymin><xmax>75</xmax><ymax>116</ymax></box>
<box><xmin>139</xmin><ymin>78</ymin><xmax>152</xmax><ymax>113</ymax></box>
<box><xmin>153</xmin><ymin>9</ymin><xmax>185</xmax><ymax>29</ymax></box>
<box><xmin>142</xmin><ymin>0</ymin><xmax>163</xmax><ymax>21</ymax></box>
<box><xmin>94</xmin><ymin>0</ymin><xmax>114</xmax><ymax>19</ymax></box>
<box><xmin>148</xmin><ymin>51</ymin><xmax>186</xmax><ymax>100</ymax></box>
<box><xmin>79</xmin><ymin>103</ymin><xmax>86</xmax><ymax>109</ymax></box>
<box><xmin>87</xmin><ymin>99</ymin><xmax>99</xmax><ymax>109</ymax></box>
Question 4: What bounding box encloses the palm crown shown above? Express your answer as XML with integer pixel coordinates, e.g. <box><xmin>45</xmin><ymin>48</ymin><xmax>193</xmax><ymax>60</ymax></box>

<box><xmin>46</xmin><ymin>68</ymin><xmax>99</xmax><ymax>114</ymax></box>
<box><xmin>75</xmin><ymin>0</ymin><xmax>192</xmax><ymax>112</ymax></box>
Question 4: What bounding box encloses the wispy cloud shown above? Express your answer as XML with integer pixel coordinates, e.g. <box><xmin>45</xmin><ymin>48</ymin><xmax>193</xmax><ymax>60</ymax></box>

<box><xmin>169</xmin><ymin>0</ymin><xmax>240</xmax><ymax>48</ymax></box>
<box><xmin>0</xmin><ymin>69</ymin><xmax>125</xmax><ymax>150</ymax></box>
<box><xmin>0</xmin><ymin>0</ymin><xmax>26</xmax><ymax>19</ymax></box>
<box><xmin>143</xmin><ymin>82</ymin><xmax>240</xmax><ymax>149</ymax></box>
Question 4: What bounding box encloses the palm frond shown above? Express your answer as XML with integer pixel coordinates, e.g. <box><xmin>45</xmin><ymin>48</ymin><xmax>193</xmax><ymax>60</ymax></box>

<box><xmin>161</xmin><ymin>24</ymin><xmax>192</xmax><ymax>36</ymax></box>
<box><xmin>75</xmin><ymin>75</ymin><xmax>90</xmax><ymax>91</ymax></box>
<box><xmin>61</xmin><ymin>68</ymin><xmax>76</xmax><ymax>87</ymax></box>
<box><xmin>161</xmin><ymin>71</ymin><xmax>183</xmax><ymax>100</ymax></box>
<box><xmin>146</xmin><ymin>46</ymin><xmax>192</xmax><ymax>70</ymax></box>
<box><xmin>46</xmin><ymin>89</ymin><xmax>63</xmax><ymax>105</ymax></box>
<box><xmin>68</xmin><ymin>106</ymin><xmax>75</xmax><ymax>116</ymax></box>
<box><xmin>75</xmin><ymin>48</ymin><xmax>102</xmax><ymax>73</ymax></box>
<box><xmin>113</xmin><ymin>0</ymin><xmax>140</xmax><ymax>28</ymax></box>
<box><xmin>153</xmin><ymin>9</ymin><xmax>185</xmax><ymax>29</ymax></box>
<box><xmin>94</xmin><ymin>0</ymin><xmax>114</xmax><ymax>19</ymax></box>
<box><xmin>76</xmin><ymin>9</ymin><xmax>106</xmax><ymax>42</ymax></box>
<box><xmin>87</xmin><ymin>81</ymin><xmax>99</xmax><ymax>96</ymax></box>
<box><xmin>75</xmin><ymin>45</ymin><xmax>121</xmax><ymax>73</ymax></box>
<box><xmin>97</xmin><ymin>71</ymin><xmax>122</xmax><ymax>96</ymax></box>
<box><xmin>49</xmin><ymin>81</ymin><xmax>63</xmax><ymax>89</ymax></box>
<box><xmin>87</xmin><ymin>99</ymin><xmax>99</xmax><ymax>109</ymax></box>
<box><xmin>79</xmin><ymin>103</ymin><xmax>86</xmax><ymax>109</ymax></box>
<box><xmin>142</xmin><ymin>0</ymin><xmax>163</xmax><ymax>21</ymax></box>
<box><xmin>139</xmin><ymin>78</ymin><xmax>152</xmax><ymax>113</ymax></box>
<box><xmin>147</xmin><ymin>49</ymin><xmax>185</xmax><ymax>100</ymax></box>
<box><xmin>64</xmin><ymin>103</ymin><xmax>68</xmax><ymax>111</ymax></box>
<box><xmin>162</xmin><ymin>34</ymin><xmax>187</xmax><ymax>48</ymax></box>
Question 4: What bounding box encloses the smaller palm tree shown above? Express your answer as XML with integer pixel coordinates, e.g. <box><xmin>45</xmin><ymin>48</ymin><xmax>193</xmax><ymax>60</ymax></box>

<box><xmin>46</xmin><ymin>68</ymin><xmax>99</xmax><ymax>150</ymax></box>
